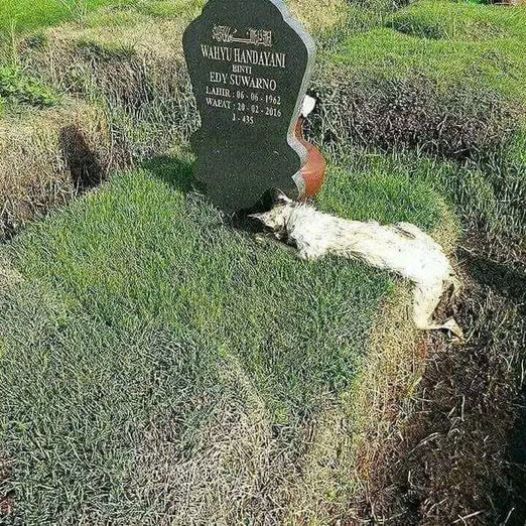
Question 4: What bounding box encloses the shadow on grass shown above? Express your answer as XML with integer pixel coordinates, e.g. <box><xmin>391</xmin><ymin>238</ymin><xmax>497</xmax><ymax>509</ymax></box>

<box><xmin>60</xmin><ymin>125</ymin><xmax>106</xmax><ymax>190</ymax></box>
<box><xmin>141</xmin><ymin>154</ymin><xmax>196</xmax><ymax>194</ymax></box>
<box><xmin>142</xmin><ymin>154</ymin><xmax>269</xmax><ymax>235</ymax></box>
<box><xmin>458</xmin><ymin>247</ymin><xmax>526</xmax><ymax>525</ymax></box>
<box><xmin>459</xmin><ymin>247</ymin><xmax>526</xmax><ymax>310</ymax></box>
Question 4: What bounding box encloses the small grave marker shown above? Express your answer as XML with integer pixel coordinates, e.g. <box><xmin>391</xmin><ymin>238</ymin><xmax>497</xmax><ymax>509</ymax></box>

<box><xmin>183</xmin><ymin>0</ymin><xmax>316</xmax><ymax>212</ymax></box>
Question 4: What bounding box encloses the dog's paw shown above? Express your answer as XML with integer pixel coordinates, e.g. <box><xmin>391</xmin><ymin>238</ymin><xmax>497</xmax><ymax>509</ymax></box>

<box><xmin>442</xmin><ymin>318</ymin><xmax>464</xmax><ymax>341</ymax></box>
<box><xmin>297</xmin><ymin>249</ymin><xmax>323</xmax><ymax>262</ymax></box>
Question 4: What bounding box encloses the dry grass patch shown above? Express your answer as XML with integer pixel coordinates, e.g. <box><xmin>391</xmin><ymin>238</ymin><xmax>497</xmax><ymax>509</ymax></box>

<box><xmin>0</xmin><ymin>100</ymin><xmax>110</xmax><ymax>239</ymax></box>
<box><xmin>20</xmin><ymin>14</ymin><xmax>198</xmax><ymax>162</ymax></box>
<box><xmin>347</xmin><ymin>285</ymin><xmax>423</xmax><ymax>515</ymax></box>
<box><xmin>288</xmin><ymin>0</ymin><xmax>350</xmax><ymax>34</ymax></box>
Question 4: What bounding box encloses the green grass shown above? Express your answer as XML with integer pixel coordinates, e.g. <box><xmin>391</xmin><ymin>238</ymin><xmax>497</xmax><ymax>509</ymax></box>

<box><xmin>0</xmin><ymin>65</ymin><xmax>58</xmax><ymax>107</ymax></box>
<box><xmin>326</xmin><ymin>0</ymin><xmax>526</xmax><ymax>249</ymax></box>
<box><xmin>0</xmin><ymin>154</ymin><xmax>451</xmax><ymax>523</ymax></box>
<box><xmin>389</xmin><ymin>0</ymin><xmax>526</xmax><ymax>41</ymax></box>
<box><xmin>0</xmin><ymin>0</ymin><xmax>133</xmax><ymax>33</ymax></box>
<box><xmin>0</xmin><ymin>0</ymin><xmax>207</xmax><ymax>35</ymax></box>
<box><xmin>333</xmin><ymin>6</ymin><xmax>526</xmax><ymax>103</ymax></box>
<box><xmin>136</xmin><ymin>0</ymin><xmax>205</xmax><ymax>18</ymax></box>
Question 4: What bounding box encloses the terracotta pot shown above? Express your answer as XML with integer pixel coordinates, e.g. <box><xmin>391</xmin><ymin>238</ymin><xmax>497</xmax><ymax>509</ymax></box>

<box><xmin>294</xmin><ymin>117</ymin><xmax>326</xmax><ymax>199</ymax></box>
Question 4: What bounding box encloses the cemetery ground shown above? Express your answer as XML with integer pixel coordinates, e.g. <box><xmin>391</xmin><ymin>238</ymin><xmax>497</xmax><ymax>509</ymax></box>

<box><xmin>0</xmin><ymin>0</ymin><xmax>525</xmax><ymax>524</ymax></box>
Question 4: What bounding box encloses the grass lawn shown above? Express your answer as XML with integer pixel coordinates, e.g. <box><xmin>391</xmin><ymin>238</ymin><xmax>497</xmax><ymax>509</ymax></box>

<box><xmin>334</xmin><ymin>1</ymin><xmax>526</xmax><ymax>101</ymax></box>
<box><xmin>0</xmin><ymin>0</ymin><xmax>342</xmax><ymax>36</ymax></box>
<box><xmin>317</xmin><ymin>0</ymin><xmax>526</xmax><ymax>252</ymax></box>
<box><xmin>1</xmin><ymin>0</ymin><xmax>524</xmax><ymax>522</ymax></box>
<box><xmin>0</xmin><ymin>0</ymin><xmax>126</xmax><ymax>33</ymax></box>
<box><xmin>0</xmin><ymin>152</ymin><xmax>452</xmax><ymax>523</ymax></box>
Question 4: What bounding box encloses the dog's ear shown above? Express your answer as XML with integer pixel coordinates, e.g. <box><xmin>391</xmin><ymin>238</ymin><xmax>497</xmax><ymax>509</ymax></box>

<box><xmin>275</xmin><ymin>191</ymin><xmax>292</xmax><ymax>205</ymax></box>
<box><xmin>301</xmin><ymin>94</ymin><xmax>317</xmax><ymax>118</ymax></box>
<box><xmin>249</xmin><ymin>211</ymin><xmax>272</xmax><ymax>226</ymax></box>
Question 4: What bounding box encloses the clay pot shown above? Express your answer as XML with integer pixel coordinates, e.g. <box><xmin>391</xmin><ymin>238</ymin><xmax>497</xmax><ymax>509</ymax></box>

<box><xmin>294</xmin><ymin>117</ymin><xmax>326</xmax><ymax>199</ymax></box>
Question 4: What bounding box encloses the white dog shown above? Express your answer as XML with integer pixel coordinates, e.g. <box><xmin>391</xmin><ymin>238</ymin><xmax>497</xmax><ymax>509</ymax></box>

<box><xmin>251</xmin><ymin>195</ymin><xmax>463</xmax><ymax>338</ymax></box>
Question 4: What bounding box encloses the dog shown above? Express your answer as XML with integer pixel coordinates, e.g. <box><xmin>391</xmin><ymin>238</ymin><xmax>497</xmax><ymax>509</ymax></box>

<box><xmin>251</xmin><ymin>194</ymin><xmax>463</xmax><ymax>338</ymax></box>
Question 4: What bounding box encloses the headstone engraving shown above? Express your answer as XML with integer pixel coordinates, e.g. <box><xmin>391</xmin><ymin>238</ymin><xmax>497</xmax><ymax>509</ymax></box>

<box><xmin>183</xmin><ymin>0</ymin><xmax>316</xmax><ymax>212</ymax></box>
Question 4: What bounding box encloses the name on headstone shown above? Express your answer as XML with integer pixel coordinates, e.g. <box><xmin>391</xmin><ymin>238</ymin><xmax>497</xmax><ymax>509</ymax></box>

<box><xmin>183</xmin><ymin>0</ymin><xmax>316</xmax><ymax>212</ymax></box>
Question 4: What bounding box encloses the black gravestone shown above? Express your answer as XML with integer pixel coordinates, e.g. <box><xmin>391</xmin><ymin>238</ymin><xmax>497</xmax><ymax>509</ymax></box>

<box><xmin>183</xmin><ymin>0</ymin><xmax>315</xmax><ymax>212</ymax></box>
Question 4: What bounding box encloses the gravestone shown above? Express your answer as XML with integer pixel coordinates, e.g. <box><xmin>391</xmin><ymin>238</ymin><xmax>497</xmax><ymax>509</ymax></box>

<box><xmin>183</xmin><ymin>0</ymin><xmax>316</xmax><ymax>212</ymax></box>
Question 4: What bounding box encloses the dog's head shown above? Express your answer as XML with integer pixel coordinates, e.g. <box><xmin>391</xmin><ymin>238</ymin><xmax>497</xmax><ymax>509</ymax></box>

<box><xmin>250</xmin><ymin>193</ymin><xmax>294</xmax><ymax>239</ymax></box>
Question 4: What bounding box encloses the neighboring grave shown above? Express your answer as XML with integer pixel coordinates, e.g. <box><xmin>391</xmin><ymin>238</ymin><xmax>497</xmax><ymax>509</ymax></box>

<box><xmin>183</xmin><ymin>0</ymin><xmax>316</xmax><ymax>212</ymax></box>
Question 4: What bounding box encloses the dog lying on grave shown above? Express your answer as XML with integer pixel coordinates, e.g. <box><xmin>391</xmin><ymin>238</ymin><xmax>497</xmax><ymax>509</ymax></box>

<box><xmin>251</xmin><ymin>194</ymin><xmax>463</xmax><ymax>338</ymax></box>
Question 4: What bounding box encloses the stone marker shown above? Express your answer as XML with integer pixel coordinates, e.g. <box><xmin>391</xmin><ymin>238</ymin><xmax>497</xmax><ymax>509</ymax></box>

<box><xmin>183</xmin><ymin>0</ymin><xmax>316</xmax><ymax>212</ymax></box>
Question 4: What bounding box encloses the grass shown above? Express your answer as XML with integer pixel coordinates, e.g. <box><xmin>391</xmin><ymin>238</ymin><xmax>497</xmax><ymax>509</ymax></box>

<box><xmin>389</xmin><ymin>0</ymin><xmax>526</xmax><ymax>41</ymax></box>
<box><xmin>314</xmin><ymin>0</ymin><xmax>526</xmax><ymax>160</ymax></box>
<box><xmin>333</xmin><ymin>1</ymin><xmax>526</xmax><ymax>103</ymax></box>
<box><xmin>0</xmin><ymin>0</ymin><xmax>145</xmax><ymax>34</ymax></box>
<box><xmin>1</xmin><ymin>0</ymin><xmax>525</xmax><ymax>522</ymax></box>
<box><xmin>0</xmin><ymin>66</ymin><xmax>58</xmax><ymax>107</ymax></box>
<box><xmin>288</xmin><ymin>0</ymin><xmax>351</xmax><ymax>34</ymax></box>
<box><xmin>0</xmin><ymin>153</ymin><xmax>453</xmax><ymax>523</ymax></box>
<box><xmin>333</xmin><ymin>26</ymin><xmax>526</xmax><ymax>101</ymax></box>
